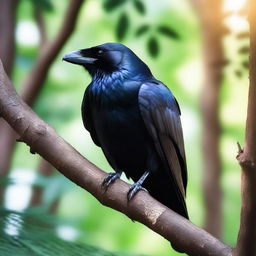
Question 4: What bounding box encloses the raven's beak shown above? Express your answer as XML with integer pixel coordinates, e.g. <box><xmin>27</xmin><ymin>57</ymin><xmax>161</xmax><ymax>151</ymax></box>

<box><xmin>62</xmin><ymin>50</ymin><xmax>97</xmax><ymax>65</ymax></box>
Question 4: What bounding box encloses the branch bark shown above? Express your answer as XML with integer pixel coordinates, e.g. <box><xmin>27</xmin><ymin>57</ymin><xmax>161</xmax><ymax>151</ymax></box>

<box><xmin>34</xmin><ymin>8</ymin><xmax>48</xmax><ymax>47</ymax></box>
<box><xmin>0</xmin><ymin>0</ymin><xmax>19</xmax><ymax>181</ymax></box>
<box><xmin>0</xmin><ymin>0</ymin><xmax>85</xmax><ymax>177</ymax></box>
<box><xmin>0</xmin><ymin>61</ymin><xmax>232</xmax><ymax>256</ymax></box>
<box><xmin>21</xmin><ymin>0</ymin><xmax>85</xmax><ymax>106</ymax></box>
<box><xmin>234</xmin><ymin>1</ymin><xmax>256</xmax><ymax>255</ymax></box>
<box><xmin>0</xmin><ymin>0</ymin><xmax>18</xmax><ymax>77</ymax></box>
<box><xmin>190</xmin><ymin>0</ymin><xmax>225</xmax><ymax>238</ymax></box>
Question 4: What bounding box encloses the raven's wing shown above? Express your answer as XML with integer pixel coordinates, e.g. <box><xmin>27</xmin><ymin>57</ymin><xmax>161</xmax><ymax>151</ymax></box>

<box><xmin>81</xmin><ymin>85</ymin><xmax>101</xmax><ymax>146</ymax></box>
<box><xmin>138</xmin><ymin>81</ymin><xmax>187</xmax><ymax>210</ymax></box>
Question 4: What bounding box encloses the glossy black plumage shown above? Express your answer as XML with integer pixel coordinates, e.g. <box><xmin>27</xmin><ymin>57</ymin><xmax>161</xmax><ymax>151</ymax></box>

<box><xmin>63</xmin><ymin>43</ymin><xmax>188</xmax><ymax>219</ymax></box>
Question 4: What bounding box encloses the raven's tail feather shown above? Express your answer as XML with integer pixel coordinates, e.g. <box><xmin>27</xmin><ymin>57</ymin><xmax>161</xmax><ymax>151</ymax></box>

<box><xmin>143</xmin><ymin>169</ymin><xmax>189</xmax><ymax>219</ymax></box>
<box><xmin>143</xmin><ymin>169</ymin><xmax>188</xmax><ymax>252</ymax></box>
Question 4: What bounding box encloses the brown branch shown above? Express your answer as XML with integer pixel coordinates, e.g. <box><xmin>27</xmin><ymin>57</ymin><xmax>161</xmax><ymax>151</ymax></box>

<box><xmin>34</xmin><ymin>8</ymin><xmax>47</xmax><ymax>47</ymax></box>
<box><xmin>0</xmin><ymin>0</ymin><xmax>85</xmax><ymax>177</ymax></box>
<box><xmin>0</xmin><ymin>0</ymin><xmax>18</xmax><ymax>174</ymax></box>
<box><xmin>234</xmin><ymin>1</ymin><xmax>256</xmax><ymax>255</ymax></box>
<box><xmin>0</xmin><ymin>121</ymin><xmax>17</xmax><ymax>178</ymax></box>
<box><xmin>0</xmin><ymin>61</ymin><xmax>232</xmax><ymax>256</ymax></box>
<box><xmin>21</xmin><ymin>0</ymin><xmax>85</xmax><ymax>106</ymax></box>
<box><xmin>0</xmin><ymin>0</ymin><xmax>18</xmax><ymax>77</ymax></box>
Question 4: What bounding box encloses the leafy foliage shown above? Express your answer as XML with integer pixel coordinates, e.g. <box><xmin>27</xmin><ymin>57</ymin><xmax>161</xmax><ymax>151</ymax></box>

<box><xmin>133</xmin><ymin>0</ymin><xmax>146</xmax><ymax>15</ymax></box>
<box><xmin>147</xmin><ymin>37</ymin><xmax>159</xmax><ymax>57</ymax></box>
<box><xmin>242</xmin><ymin>60</ymin><xmax>249</xmax><ymax>69</ymax></box>
<box><xmin>116</xmin><ymin>13</ymin><xmax>130</xmax><ymax>41</ymax></box>
<box><xmin>234</xmin><ymin>70</ymin><xmax>243</xmax><ymax>78</ymax></box>
<box><xmin>103</xmin><ymin>1</ymin><xmax>180</xmax><ymax>57</ymax></box>
<box><xmin>0</xmin><ymin>209</ymin><xmax>146</xmax><ymax>256</ymax></box>
<box><xmin>238</xmin><ymin>46</ymin><xmax>249</xmax><ymax>54</ymax></box>
<box><xmin>157</xmin><ymin>26</ymin><xmax>180</xmax><ymax>40</ymax></box>
<box><xmin>135</xmin><ymin>24</ymin><xmax>150</xmax><ymax>37</ymax></box>
<box><xmin>30</xmin><ymin>0</ymin><xmax>54</xmax><ymax>12</ymax></box>
<box><xmin>103</xmin><ymin>0</ymin><xmax>126</xmax><ymax>12</ymax></box>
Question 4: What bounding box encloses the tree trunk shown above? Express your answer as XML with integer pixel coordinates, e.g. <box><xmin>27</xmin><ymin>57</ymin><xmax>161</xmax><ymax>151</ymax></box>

<box><xmin>0</xmin><ymin>0</ymin><xmax>18</xmax><ymax>77</ymax></box>
<box><xmin>190</xmin><ymin>0</ymin><xmax>225</xmax><ymax>238</ymax></box>
<box><xmin>234</xmin><ymin>0</ymin><xmax>256</xmax><ymax>255</ymax></box>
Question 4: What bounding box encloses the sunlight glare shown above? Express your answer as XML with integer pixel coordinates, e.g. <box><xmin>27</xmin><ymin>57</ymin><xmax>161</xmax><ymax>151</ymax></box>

<box><xmin>225</xmin><ymin>14</ymin><xmax>248</xmax><ymax>33</ymax></box>
<box><xmin>4</xmin><ymin>169</ymin><xmax>35</xmax><ymax>211</ymax></box>
<box><xmin>16</xmin><ymin>21</ymin><xmax>40</xmax><ymax>46</ymax></box>
<box><xmin>224</xmin><ymin>0</ymin><xmax>246</xmax><ymax>12</ymax></box>
<box><xmin>56</xmin><ymin>225</ymin><xmax>79</xmax><ymax>241</ymax></box>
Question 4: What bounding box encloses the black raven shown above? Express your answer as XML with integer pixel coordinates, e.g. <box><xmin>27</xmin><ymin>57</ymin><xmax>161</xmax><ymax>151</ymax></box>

<box><xmin>63</xmin><ymin>43</ymin><xmax>188</xmax><ymax>219</ymax></box>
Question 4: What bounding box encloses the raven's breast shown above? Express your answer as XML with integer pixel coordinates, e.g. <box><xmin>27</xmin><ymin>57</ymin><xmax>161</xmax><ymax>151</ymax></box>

<box><xmin>93</xmin><ymin>103</ymin><xmax>153</xmax><ymax>177</ymax></box>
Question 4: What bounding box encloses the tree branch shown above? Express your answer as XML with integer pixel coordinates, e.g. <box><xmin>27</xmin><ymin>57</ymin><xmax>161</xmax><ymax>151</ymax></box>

<box><xmin>234</xmin><ymin>1</ymin><xmax>256</xmax><ymax>255</ymax></box>
<box><xmin>33</xmin><ymin>8</ymin><xmax>48</xmax><ymax>47</ymax></box>
<box><xmin>0</xmin><ymin>121</ymin><xmax>17</xmax><ymax>178</ymax></box>
<box><xmin>0</xmin><ymin>61</ymin><xmax>232</xmax><ymax>256</ymax></box>
<box><xmin>0</xmin><ymin>0</ymin><xmax>85</xmax><ymax>177</ymax></box>
<box><xmin>0</xmin><ymin>0</ymin><xmax>18</xmax><ymax>77</ymax></box>
<box><xmin>21</xmin><ymin>0</ymin><xmax>85</xmax><ymax>106</ymax></box>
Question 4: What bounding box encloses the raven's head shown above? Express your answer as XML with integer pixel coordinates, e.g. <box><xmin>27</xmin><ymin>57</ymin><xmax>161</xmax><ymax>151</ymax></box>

<box><xmin>63</xmin><ymin>43</ymin><xmax>152</xmax><ymax>79</ymax></box>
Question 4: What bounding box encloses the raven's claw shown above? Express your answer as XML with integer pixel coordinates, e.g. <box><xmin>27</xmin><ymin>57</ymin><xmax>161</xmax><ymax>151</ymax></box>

<box><xmin>127</xmin><ymin>171</ymin><xmax>150</xmax><ymax>201</ymax></box>
<box><xmin>102</xmin><ymin>172</ymin><xmax>122</xmax><ymax>189</ymax></box>
<box><xmin>127</xmin><ymin>183</ymin><xmax>148</xmax><ymax>201</ymax></box>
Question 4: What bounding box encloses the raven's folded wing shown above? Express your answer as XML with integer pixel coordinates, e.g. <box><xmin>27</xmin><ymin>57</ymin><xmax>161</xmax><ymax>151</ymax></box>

<box><xmin>138</xmin><ymin>81</ymin><xmax>188</xmax><ymax>214</ymax></box>
<box><xmin>81</xmin><ymin>85</ymin><xmax>101</xmax><ymax>147</ymax></box>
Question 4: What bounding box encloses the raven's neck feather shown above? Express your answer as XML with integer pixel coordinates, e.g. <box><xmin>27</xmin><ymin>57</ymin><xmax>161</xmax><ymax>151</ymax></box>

<box><xmin>92</xmin><ymin>68</ymin><xmax>152</xmax><ymax>84</ymax></box>
<box><xmin>89</xmin><ymin>72</ymin><xmax>143</xmax><ymax>108</ymax></box>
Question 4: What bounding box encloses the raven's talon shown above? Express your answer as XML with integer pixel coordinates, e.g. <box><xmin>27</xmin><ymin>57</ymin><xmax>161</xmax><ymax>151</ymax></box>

<box><xmin>127</xmin><ymin>184</ymin><xmax>147</xmax><ymax>201</ymax></box>
<box><xmin>102</xmin><ymin>172</ymin><xmax>121</xmax><ymax>189</ymax></box>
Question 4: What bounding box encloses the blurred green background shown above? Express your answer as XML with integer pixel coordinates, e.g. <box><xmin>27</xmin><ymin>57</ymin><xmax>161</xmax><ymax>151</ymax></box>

<box><xmin>0</xmin><ymin>0</ymin><xmax>249</xmax><ymax>255</ymax></box>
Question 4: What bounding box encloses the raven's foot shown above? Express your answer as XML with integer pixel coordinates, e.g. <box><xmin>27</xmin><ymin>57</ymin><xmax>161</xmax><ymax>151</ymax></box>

<box><xmin>102</xmin><ymin>172</ymin><xmax>122</xmax><ymax>189</ymax></box>
<box><xmin>127</xmin><ymin>171</ymin><xmax>150</xmax><ymax>201</ymax></box>
<box><xmin>127</xmin><ymin>183</ymin><xmax>148</xmax><ymax>201</ymax></box>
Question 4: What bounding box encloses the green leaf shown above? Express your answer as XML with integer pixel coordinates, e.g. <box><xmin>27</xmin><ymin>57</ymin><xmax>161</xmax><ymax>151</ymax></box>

<box><xmin>238</xmin><ymin>46</ymin><xmax>249</xmax><ymax>54</ymax></box>
<box><xmin>116</xmin><ymin>13</ymin><xmax>129</xmax><ymax>41</ymax></box>
<box><xmin>157</xmin><ymin>25</ymin><xmax>180</xmax><ymax>40</ymax></box>
<box><xmin>133</xmin><ymin>0</ymin><xmax>145</xmax><ymax>15</ymax></box>
<box><xmin>234</xmin><ymin>70</ymin><xmax>243</xmax><ymax>78</ymax></box>
<box><xmin>103</xmin><ymin>0</ymin><xmax>125</xmax><ymax>12</ymax></box>
<box><xmin>147</xmin><ymin>36</ymin><xmax>159</xmax><ymax>58</ymax></box>
<box><xmin>235</xmin><ymin>70</ymin><xmax>243</xmax><ymax>78</ymax></box>
<box><xmin>242</xmin><ymin>60</ymin><xmax>249</xmax><ymax>69</ymax></box>
<box><xmin>31</xmin><ymin>0</ymin><xmax>54</xmax><ymax>12</ymax></box>
<box><xmin>135</xmin><ymin>24</ymin><xmax>150</xmax><ymax>37</ymax></box>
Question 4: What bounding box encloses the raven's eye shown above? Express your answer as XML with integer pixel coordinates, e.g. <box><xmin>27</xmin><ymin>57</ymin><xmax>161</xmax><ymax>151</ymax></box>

<box><xmin>97</xmin><ymin>49</ymin><xmax>104</xmax><ymax>56</ymax></box>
